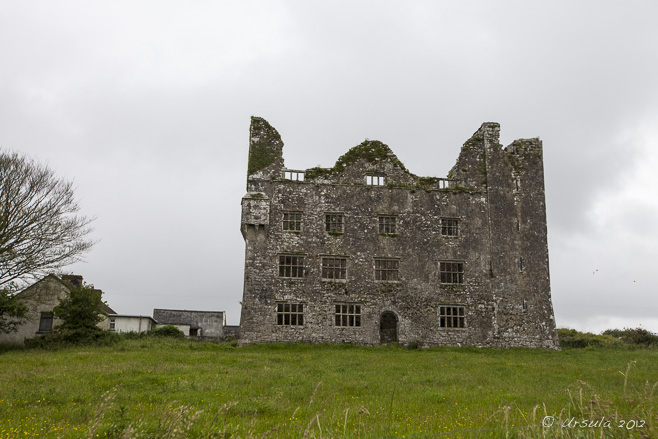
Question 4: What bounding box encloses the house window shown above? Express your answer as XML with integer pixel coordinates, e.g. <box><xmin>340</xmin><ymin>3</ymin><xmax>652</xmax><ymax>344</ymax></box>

<box><xmin>366</xmin><ymin>175</ymin><xmax>385</xmax><ymax>186</ymax></box>
<box><xmin>378</xmin><ymin>215</ymin><xmax>397</xmax><ymax>234</ymax></box>
<box><xmin>282</xmin><ymin>211</ymin><xmax>302</xmax><ymax>231</ymax></box>
<box><xmin>283</xmin><ymin>171</ymin><xmax>305</xmax><ymax>181</ymax></box>
<box><xmin>375</xmin><ymin>258</ymin><xmax>399</xmax><ymax>281</ymax></box>
<box><xmin>322</xmin><ymin>257</ymin><xmax>347</xmax><ymax>280</ymax></box>
<box><xmin>38</xmin><ymin>312</ymin><xmax>53</xmax><ymax>332</ymax></box>
<box><xmin>441</xmin><ymin>218</ymin><xmax>459</xmax><ymax>236</ymax></box>
<box><xmin>440</xmin><ymin>261</ymin><xmax>464</xmax><ymax>284</ymax></box>
<box><xmin>325</xmin><ymin>213</ymin><xmax>344</xmax><ymax>233</ymax></box>
<box><xmin>109</xmin><ymin>318</ymin><xmax>116</xmax><ymax>331</ymax></box>
<box><xmin>335</xmin><ymin>303</ymin><xmax>361</xmax><ymax>327</ymax></box>
<box><xmin>276</xmin><ymin>303</ymin><xmax>304</xmax><ymax>326</ymax></box>
<box><xmin>439</xmin><ymin>306</ymin><xmax>465</xmax><ymax>328</ymax></box>
<box><xmin>279</xmin><ymin>254</ymin><xmax>305</xmax><ymax>278</ymax></box>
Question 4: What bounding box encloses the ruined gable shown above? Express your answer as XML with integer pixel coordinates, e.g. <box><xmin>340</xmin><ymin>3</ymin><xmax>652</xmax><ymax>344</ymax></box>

<box><xmin>238</xmin><ymin>117</ymin><xmax>559</xmax><ymax>349</ymax></box>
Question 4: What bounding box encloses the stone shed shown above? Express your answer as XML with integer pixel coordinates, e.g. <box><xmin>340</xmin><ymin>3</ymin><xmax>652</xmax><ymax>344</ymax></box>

<box><xmin>153</xmin><ymin>309</ymin><xmax>226</xmax><ymax>338</ymax></box>
<box><xmin>238</xmin><ymin>117</ymin><xmax>559</xmax><ymax>349</ymax></box>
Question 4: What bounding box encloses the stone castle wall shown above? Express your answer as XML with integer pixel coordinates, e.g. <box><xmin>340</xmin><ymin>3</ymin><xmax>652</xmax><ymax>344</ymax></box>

<box><xmin>238</xmin><ymin>117</ymin><xmax>559</xmax><ymax>349</ymax></box>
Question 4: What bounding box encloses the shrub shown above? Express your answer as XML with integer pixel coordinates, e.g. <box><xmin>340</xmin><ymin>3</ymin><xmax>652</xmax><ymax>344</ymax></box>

<box><xmin>25</xmin><ymin>328</ymin><xmax>119</xmax><ymax>349</ymax></box>
<box><xmin>149</xmin><ymin>325</ymin><xmax>185</xmax><ymax>338</ymax></box>
<box><xmin>557</xmin><ymin>328</ymin><xmax>622</xmax><ymax>348</ymax></box>
<box><xmin>602</xmin><ymin>327</ymin><xmax>658</xmax><ymax>347</ymax></box>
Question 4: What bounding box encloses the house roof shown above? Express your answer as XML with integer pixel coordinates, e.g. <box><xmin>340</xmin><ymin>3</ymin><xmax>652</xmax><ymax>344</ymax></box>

<box><xmin>108</xmin><ymin>314</ymin><xmax>157</xmax><ymax>323</ymax></box>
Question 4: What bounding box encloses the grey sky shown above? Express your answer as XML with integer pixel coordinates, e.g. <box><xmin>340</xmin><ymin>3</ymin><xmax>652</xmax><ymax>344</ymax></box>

<box><xmin>2</xmin><ymin>1</ymin><xmax>657</xmax><ymax>331</ymax></box>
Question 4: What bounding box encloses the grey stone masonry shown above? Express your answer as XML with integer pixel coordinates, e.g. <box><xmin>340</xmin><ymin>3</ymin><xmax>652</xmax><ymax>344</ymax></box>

<box><xmin>238</xmin><ymin>116</ymin><xmax>559</xmax><ymax>349</ymax></box>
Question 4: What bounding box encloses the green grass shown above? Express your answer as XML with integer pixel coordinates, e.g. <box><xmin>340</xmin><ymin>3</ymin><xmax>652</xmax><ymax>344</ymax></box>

<box><xmin>0</xmin><ymin>339</ymin><xmax>656</xmax><ymax>438</ymax></box>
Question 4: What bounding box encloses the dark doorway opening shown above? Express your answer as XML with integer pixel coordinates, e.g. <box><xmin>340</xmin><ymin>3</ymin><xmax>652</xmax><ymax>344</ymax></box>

<box><xmin>380</xmin><ymin>311</ymin><xmax>398</xmax><ymax>343</ymax></box>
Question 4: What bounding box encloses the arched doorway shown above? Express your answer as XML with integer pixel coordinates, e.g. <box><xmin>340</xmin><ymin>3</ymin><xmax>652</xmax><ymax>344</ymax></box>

<box><xmin>379</xmin><ymin>311</ymin><xmax>398</xmax><ymax>343</ymax></box>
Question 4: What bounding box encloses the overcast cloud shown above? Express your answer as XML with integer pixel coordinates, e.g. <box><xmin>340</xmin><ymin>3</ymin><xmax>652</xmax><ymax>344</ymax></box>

<box><xmin>1</xmin><ymin>1</ymin><xmax>657</xmax><ymax>332</ymax></box>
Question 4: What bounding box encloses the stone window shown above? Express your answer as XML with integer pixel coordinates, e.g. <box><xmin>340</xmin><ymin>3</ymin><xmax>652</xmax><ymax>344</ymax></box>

<box><xmin>321</xmin><ymin>256</ymin><xmax>347</xmax><ymax>280</ymax></box>
<box><xmin>38</xmin><ymin>312</ymin><xmax>53</xmax><ymax>332</ymax></box>
<box><xmin>519</xmin><ymin>257</ymin><xmax>525</xmax><ymax>272</ymax></box>
<box><xmin>378</xmin><ymin>215</ymin><xmax>397</xmax><ymax>234</ymax></box>
<box><xmin>366</xmin><ymin>175</ymin><xmax>385</xmax><ymax>186</ymax></box>
<box><xmin>439</xmin><ymin>261</ymin><xmax>464</xmax><ymax>284</ymax></box>
<box><xmin>441</xmin><ymin>218</ymin><xmax>459</xmax><ymax>236</ymax></box>
<box><xmin>335</xmin><ymin>303</ymin><xmax>361</xmax><ymax>327</ymax></box>
<box><xmin>439</xmin><ymin>306</ymin><xmax>465</xmax><ymax>328</ymax></box>
<box><xmin>375</xmin><ymin>258</ymin><xmax>399</xmax><ymax>281</ymax></box>
<box><xmin>283</xmin><ymin>170</ymin><xmax>305</xmax><ymax>181</ymax></box>
<box><xmin>282</xmin><ymin>211</ymin><xmax>302</xmax><ymax>231</ymax></box>
<box><xmin>279</xmin><ymin>254</ymin><xmax>305</xmax><ymax>278</ymax></box>
<box><xmin>109</xmin><ymin>318</ymin><xmax>116</xmax><ymax>331</ymax></box>
<box><xmin>325</xmin><ymin>213</ymin><xmax>344</xmax><ymax>233</ymax></box>
<box><xmin>276</xmin><ymin>303</ymin><xmax>304</xmax><ymax>326</ymax></box>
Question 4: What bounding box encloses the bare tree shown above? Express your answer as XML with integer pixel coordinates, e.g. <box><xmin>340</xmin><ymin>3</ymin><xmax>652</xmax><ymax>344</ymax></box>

<box><xmin>0</xmin><ymin>150</ymin><xmax>95</xmax><ymax>287</ymax></box>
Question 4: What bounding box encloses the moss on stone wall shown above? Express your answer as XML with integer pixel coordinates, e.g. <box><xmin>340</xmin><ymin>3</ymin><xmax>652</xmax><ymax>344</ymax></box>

<box><xmin>305</xmin><ymin>140</ymin><xmax>407</xmax><ymax>181</ymax></box>
<box><xmin>335</xmin><ymin>140</ymin><xmax>407</xmax><ymax>170</ymax></box>
<box><xmin>247</xmin><ymin>117</ymin><xmax>283</xmax><ymax>175</ymax></box>
<box><xmin>248</xmin><ymin>141</ymin><xmax>279</xmax><ymax>175</ymax></box>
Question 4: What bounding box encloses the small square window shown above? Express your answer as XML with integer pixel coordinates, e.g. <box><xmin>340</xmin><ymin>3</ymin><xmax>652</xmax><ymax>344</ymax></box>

<box><xmin>439</xmin><ymin>306</ymin><xmax>465</xmax><ymax>328</ymax></box>
<box><xmin>440</xmin><ymin>261</ymin><xmax>464</xmax><ymax>284</ymax></box>
<box><xmin>441</xmin><ymin>218</ymin><xmax>459</xmax><ymax>236</ymax></box>
<box><xmin>378</xmin><ymin>215</ymin><xmax>397</xmax><ymax>234</ymax></box>
<box><xmin>366</xmin><ymin>175</ymin><xmax>385</xmax><ymax>186</ymax></box>
<box><xmin>335</xmin><ymin>303</ymin><xmax>361</xmax><ymax>327</ymax></box>
<box><xmin>325</xmin><ymin>214</ymin><xmax>344</xmax><ymax>233</ymax></box>
<box><xmin>282</xmin><ymin>211</ymin><xmax>302</xmax><ymax>231</ymax></box>
<box><xmin>375</xmin><ymin>258</ymin><xmax>399</xmax><ymax>281</ymax></box>
<box><xmin>279</xmin><ymin>254</ymin><xmax>305</xmax><ymax>278</ymax></box>
<box><xmin>276</xmin><ymin>303</ymin><xmax>304</xmax><ymax>326</ymax></box>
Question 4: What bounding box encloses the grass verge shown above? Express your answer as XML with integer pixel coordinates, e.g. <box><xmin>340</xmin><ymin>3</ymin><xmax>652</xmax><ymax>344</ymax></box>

<box><xmin>0</xmin><ymin>339</ymin><xmax>656</xmax><ymax>438</ymax></box>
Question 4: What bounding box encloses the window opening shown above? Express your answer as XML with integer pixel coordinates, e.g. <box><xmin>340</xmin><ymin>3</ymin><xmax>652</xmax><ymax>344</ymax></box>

<box><xmin>321</xmin><ymin>257</ymin><xmax>347</xmax><ymax>280</ymax></box>
<box><xmin>378</xmin><ymin>215</ymin><xmax>397</xmax><ymax>234</ymax></box>
<box><xmin>282</xmin><ymin>211</ymin><xmax>302</xmax><ymax>231</ymax></box>
<box><xmin>38</xmin><ymin>312</ymin><xmax>53</xmax><ymax>332</ymax></box>
<box><xmin>441</xmin><ymin>218</ymin><xmax>459</xmax><ymax>236</ymax></box>
<box><xmin>366</xmin><ymin>175</ymin><xmax>385</xmax><ymax>186</ymax></box>
<box><xmin>335</xmin><ymin>303</ymin><xmax>361</xmax><ymax>327</ymax></box>
<box><xmin>277</xmin><ymin>303</ymin><xmax>304</xmax><ymax>325</ymax></box>
<box><xmin>325</xmin><ymin>214</ymin><xmax>344</xmax><ymax>233</ymax></box>
<box><xmin>440</xmin><ymin>261</ymin><xmax>464</xmax><ymax>284</ymax></box>
<box><xmin>375</xmin><ymin>258</ymin><xmax>399</xmax><ymax>281</ymax></box>
<box><xmin>283</xmin><ymin>171</ymin><xmax>305</xmax><ymax>181</ymax></box>
<box><xmin>279</xmin><ymin>254</ymin><xmax>305</xmax><ymax>278</ymax></box>
<box><xmin>439</xmin><ymin>306</ymin><xmax>465</xmax><ymax>328</ymax></box>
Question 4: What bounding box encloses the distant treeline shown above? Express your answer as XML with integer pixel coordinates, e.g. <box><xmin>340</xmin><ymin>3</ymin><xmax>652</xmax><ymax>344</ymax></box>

<box><xmin>558</xmin><ymin>327</ymin><xmax>658</xmax><ymax>348</ymax></box>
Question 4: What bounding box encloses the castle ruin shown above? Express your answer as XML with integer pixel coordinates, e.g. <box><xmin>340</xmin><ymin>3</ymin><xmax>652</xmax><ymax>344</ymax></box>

<box><xmin>238</xmin><ymin>117</ymin><xmax>559</xmax><ymax>349</ymax></box>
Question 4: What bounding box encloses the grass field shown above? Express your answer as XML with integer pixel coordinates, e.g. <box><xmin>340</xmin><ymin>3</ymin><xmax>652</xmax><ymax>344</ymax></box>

<box><xmin>0</xmin><ymin>339</ymin><xmax>656</xmax><ymax>438</ymax></box>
